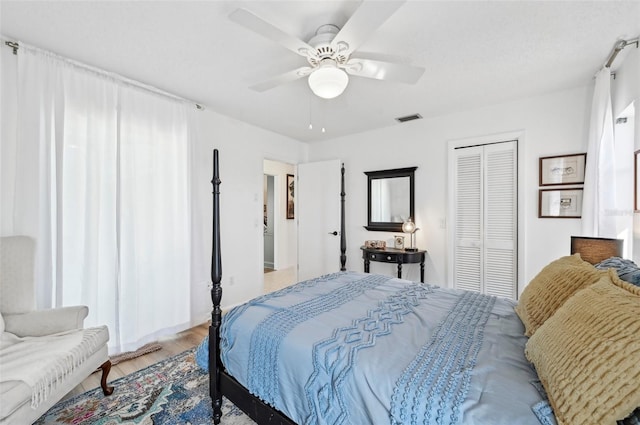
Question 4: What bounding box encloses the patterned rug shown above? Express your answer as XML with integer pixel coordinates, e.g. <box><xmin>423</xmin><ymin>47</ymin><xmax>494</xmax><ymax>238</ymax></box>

<box><xmin>35</xmin><ymin>348</ymin><xmax>256</xmax><ymax>425</ymax></box>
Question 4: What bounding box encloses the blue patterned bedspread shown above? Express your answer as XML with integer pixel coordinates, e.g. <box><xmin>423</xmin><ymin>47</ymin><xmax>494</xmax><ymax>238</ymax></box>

<box><xmin>220</xmin><ymin>272</ymin><xmax>545</xmax><ymax>425</ymax></box>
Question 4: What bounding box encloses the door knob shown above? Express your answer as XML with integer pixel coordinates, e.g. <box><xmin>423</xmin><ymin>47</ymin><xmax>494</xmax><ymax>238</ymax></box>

<box><xmin>328</xmin><ymin>231</ymin><xmax>338</xmax><ymax>236</ymax></box>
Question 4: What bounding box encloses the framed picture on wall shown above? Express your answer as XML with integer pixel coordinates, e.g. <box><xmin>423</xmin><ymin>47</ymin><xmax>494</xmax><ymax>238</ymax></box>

<box><xmin>633</xmin><ymin>150</ymin><xmax>640</xmax><ymax>212</ymax></box>
<box><xmin>539</xmin><ymin>188</ymin><xmax>583</xmax><ymax>218</ymax></box>
<box><xmin>539</xmin><ymin>153</ymin><xmax>586</xmax><ymax>186</ymax></box>
<box><xmin>286</xmin><ymin>174</ymin><xmax>295</xmax><ymax>219</ymax></box>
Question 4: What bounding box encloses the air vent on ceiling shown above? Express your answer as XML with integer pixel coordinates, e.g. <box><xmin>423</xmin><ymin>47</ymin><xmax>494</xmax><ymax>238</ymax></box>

<box><xmin>395</xmin><ymin>114</ymin><xmax>422</xmax><ymax>123</ymax></box>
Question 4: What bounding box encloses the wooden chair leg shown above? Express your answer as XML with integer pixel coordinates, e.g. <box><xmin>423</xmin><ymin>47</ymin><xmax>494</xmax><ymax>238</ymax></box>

<box><xmin>99</xmin><ymin>360</ymin><xmax>114</xmax><ymax>396</ymax></box>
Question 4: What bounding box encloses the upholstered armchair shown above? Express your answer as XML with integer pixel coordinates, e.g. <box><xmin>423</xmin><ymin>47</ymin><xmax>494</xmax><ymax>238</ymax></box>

<box><xmin>0</xmin><ymin>236</ymin><xmax>113</xmax><ymax>425</ymax></box>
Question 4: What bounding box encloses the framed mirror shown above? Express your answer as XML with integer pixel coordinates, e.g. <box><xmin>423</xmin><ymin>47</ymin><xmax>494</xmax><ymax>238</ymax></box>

<box><xmin>364</xmin><ymin>167</ymin><xmax>417</xmax><ymax>232</ymax></box>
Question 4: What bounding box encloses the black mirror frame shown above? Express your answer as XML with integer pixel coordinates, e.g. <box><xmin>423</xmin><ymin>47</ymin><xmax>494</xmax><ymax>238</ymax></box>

<box><xmin>364</xmin><ymin>166</ymin><xmax>417</xmax><ymax>232</ymax></box>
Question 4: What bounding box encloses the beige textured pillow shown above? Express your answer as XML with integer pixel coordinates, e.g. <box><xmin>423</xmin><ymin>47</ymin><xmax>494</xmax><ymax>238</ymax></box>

<box><xmin>525</xmin><ymin>270</ymin><xmax>640</xmax><ymax>425</ymax></box>
<box><xmin>515</xmin><ymin>254</ymin><xmax>605</xmax><ymax>336</ymax></box>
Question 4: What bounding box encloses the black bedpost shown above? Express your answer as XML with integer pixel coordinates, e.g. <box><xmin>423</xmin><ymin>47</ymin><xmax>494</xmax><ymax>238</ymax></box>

<box><xmin>340</xmin><ymin>163</ymin><xmax>347</xmax><ymax>271</ymax></box>
<box><xmin>209</xmin><ymin>149</ymin><xmax>223</xmax><ymax>424</ymax></box>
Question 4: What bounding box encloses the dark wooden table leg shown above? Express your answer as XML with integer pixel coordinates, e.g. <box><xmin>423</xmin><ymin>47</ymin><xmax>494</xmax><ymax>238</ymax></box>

<box><xmin>364</xmin><ymin>258</ymin><xmax>370</xmax><ymax>273</ymax></box>
<box><xmin>397</xmin><ymin>263</ymin><xmax>402</xmax><ymax>279</ymax></box>
<box><xmin>420</xmin><ymin>259</ymin><xmax>425</xmax><ymax>283</ymax></box>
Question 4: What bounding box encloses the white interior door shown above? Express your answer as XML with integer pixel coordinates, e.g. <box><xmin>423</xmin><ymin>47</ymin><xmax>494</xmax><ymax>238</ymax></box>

<box><xmin>483</xmin><ymin>142</ymin><xmax>518</xmax><ymax>298</ymax></box>
<box><xmin>452</xmin><ymin>146</ymin><xmax>483</xmax><ymax>293</ymax></box>
<box><xmin>297</xmin><ymin>159</ymin><xmax>342</xmax><ymax>281</ymax></box>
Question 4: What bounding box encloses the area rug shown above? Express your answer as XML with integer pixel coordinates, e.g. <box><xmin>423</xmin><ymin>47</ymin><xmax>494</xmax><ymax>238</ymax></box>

<box><xmin>35</xmin><ymin>348</ymin><xmax>256</xmax><ymax>425</ymax></box>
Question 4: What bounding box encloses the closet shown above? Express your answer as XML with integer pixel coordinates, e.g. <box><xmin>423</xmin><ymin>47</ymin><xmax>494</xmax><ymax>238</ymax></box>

<box><xmin>450</xmin><ymin>140</ymin><xmax>518</xmax><ymax>298</ymax></box>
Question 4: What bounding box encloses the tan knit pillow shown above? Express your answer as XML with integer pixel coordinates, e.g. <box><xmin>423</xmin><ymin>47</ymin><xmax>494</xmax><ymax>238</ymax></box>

<box><xmin>525</xmin><ymin>270</ymin><xmax>640</xmax><ymax>425</ymax></box>
<box><xmin>515</xmin><ymin>254</ymin><xmax>605</xmax><ymax>336</ymax></box>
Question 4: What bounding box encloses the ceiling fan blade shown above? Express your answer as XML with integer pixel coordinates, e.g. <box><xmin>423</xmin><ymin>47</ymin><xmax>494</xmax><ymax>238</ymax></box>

<box><xmin>249</xmin><ymin>67</ymin><xmax>313</xmax><ymax>92</ymax></box>
<box><xmin>344</xmin><ymin>58</ymin><xmax>424</xmax><ymax>84</ymax></box>
<box><xmin>331</xmin><ymin>1</ymin><xmax>406</xmax><ymax>57</ymax></box>
<box><xmin>230</xmin><ymin>8</ymin><xmax>315</xmax><ymax>58</ymax></box>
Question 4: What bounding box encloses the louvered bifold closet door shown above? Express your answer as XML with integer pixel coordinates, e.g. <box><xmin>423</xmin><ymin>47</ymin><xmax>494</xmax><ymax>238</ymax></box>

<box><xmin>452</xmin><ymin>140</ymin><xmax>517</xmax><ymax>298</ymax></box>
<box><xmin>453</xmin><ymin>146</ymin><xmax>483</xmax><ymax>293</ymax></box>
<box><xmin>483</xmin><ymin>142</ymin><xmax>517</xmax><ymax>299</ymax></box>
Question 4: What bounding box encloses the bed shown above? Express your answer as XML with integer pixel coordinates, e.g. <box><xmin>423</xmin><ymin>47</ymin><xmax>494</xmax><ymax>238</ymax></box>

<box><xmin>207</xmin><ymin>149</ymin><xmax>640</xmax><ymax>425</ymax></box>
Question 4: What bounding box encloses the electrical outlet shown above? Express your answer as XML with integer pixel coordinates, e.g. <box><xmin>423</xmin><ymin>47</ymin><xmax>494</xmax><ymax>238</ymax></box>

<box><xmin>229</xmin><ymin>276</ymin><xmax>235</xmax><ymax>286</ymax></box>
<box><xmin>439</xmin><ymin>218</ymin><xmax>446</xmax><ymax>229</ymax></box>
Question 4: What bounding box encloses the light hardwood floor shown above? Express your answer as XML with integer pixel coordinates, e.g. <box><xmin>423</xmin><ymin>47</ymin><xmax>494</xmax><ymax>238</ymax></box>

<box><xmin>67</xmin><ymin>267</ymin><xmax>296</xmax><ymax>400</ymax></box>
<box><xmin>66</xmin><ymin>323</ymin><xmax>209</xmax><ymax>399</ymax></box>
<box><xmin>264</xmin><ymin>266</ymin><xmax>296</xmax><ymax>293</ymax></box>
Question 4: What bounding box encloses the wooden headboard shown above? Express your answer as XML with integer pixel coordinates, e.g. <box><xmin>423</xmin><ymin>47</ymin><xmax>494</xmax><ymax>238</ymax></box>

<box><xmin>570</xmin><ymin>236</ymin><xmax>623</xmax><ymax>265</ymax></box>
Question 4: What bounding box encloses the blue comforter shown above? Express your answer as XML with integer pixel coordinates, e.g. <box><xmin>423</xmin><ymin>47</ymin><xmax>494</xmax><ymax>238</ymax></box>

<box><xmin>220</xmin><ymin>272</ymin><xmax>547</xmax><ymax>425</ymax></box>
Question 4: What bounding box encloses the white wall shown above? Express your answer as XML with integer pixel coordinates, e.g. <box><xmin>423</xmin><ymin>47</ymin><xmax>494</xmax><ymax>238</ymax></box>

<box><xmin>192</xmin><ymin>112</ymin><xmax>307</xmax><ymax>321</ymax></box>
<box><xmin>263</xmin><ymin>159</ymin><xmax>297</xmax><ymax>270</ymax></box>
<box><xmin>308</xmin><ymin>85</ymin><xmax>594</xmax><ymax>294</ymax></box>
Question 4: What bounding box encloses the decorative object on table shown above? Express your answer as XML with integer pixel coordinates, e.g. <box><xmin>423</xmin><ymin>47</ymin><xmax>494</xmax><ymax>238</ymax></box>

<box><xmin>635</xmin><ymin>150</ymin><xmax>639</xmax><ymax>211</ymax></box>
<box><xmin>364</xmin><ymin>240</ymin><xmax>386</xmax><ymax>249</ymax></box>
<box><xmin>34</xmin><ymin>348</ymin><xmax>255</xmax><ymax>425</ymax></box>
<box><xmin>286</xmin><ymin>174</ymin><xmax>294</xmax><ymax>219</ymax></box>
<box><xmin>539</xmin><ymin>188</ymin><xmax>583</xmax><ymax>218</ymax></box>
<box><xmin>402</xmin><ymin>217</ymin><xmax>419</xmax><ymax>251</ymax></box>
<box><xmin>394</xmin><ymin>235</ymin><xmax>405</xmax><ymax>250</ymax></box>
<box><xmin>539</xmin><ymin>153</ymin><xmax>586</xmax><ymax>186</ymax></box>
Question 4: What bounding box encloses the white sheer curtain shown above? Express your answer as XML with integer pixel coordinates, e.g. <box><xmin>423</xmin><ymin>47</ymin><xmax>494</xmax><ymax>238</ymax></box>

<box><xmin>13</xmin><ymin>43</ymin><xmax>193</xmax><ymax>353</ymax></box>
<box><xmin>581</xmin><ymin>67</ymin><xmax>617</xmax><ymax>237</ymax></box>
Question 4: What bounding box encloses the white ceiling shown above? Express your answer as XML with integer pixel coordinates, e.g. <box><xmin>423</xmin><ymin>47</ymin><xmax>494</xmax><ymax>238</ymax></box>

<box><xmin>1</xmin><ymin>1</ymin><xmax>639</xmax><ymax>143</ymax></box>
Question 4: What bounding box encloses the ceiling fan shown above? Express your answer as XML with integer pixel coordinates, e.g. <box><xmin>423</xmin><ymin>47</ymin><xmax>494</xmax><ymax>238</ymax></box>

<box><xmin>229</xmin><ymin>1</ymin><xmax>425</xmax><ymax>99</ymax></box>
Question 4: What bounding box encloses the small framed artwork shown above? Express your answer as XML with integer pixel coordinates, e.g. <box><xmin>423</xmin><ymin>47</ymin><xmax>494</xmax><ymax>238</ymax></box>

<box><xmin>635</xmin><ymin>150</ymin><xmax>640</xmax><ymax>212</ymax></box>
<box><xmin>539</xmin><ymin>153</ymin><xmax>586</xmax><ymax>186</ymax></box>
<box><xmin>286</xmin><ymin>174</ymin><xmax>295</xmax><ymax>219</ymax></box>
<box><xmin>394</xmin><ymin>235</ymin><xmax>405</xmax><ymax>250</ymax></box>
<box><xmin>539</xmin><ymin>188</ymin><xmax>583</xmax><ymax>218</ymax></box>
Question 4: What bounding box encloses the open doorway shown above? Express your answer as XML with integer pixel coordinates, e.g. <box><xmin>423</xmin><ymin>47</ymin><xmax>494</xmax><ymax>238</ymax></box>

<box><xmin>263</xmin><ymin>159</ymin><xmax>298</xmax><ymax>293</ymax></box>
<box><xmin>263</xmin><ymin>174</ymin><xmax>275</xmax><ymax>271</ymax></box>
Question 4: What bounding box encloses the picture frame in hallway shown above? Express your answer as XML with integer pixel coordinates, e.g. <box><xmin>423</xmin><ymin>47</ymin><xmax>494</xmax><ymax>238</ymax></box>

<box><xmin>286</xmin><ymin>174</ymin><xmax>295</xmax><ymax>219</ymax></box>
<box><xmin>394</xmin><ymin>235</ymin><xmax>405</xmax><ymax>250</ymax></box>
<box><xmin>539</xmin><ymin>153</ymin><xmax>586</xmax><ymax>186</ymax></box>
<box><xmin>538</xmin><ymin>188</ymin><xmax>583</xmax><ymax>218</ymax></box>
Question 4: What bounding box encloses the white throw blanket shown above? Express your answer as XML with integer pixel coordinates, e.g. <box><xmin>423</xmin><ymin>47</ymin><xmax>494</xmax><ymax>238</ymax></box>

<box><xmin>0</xmin><ymin>326</ymin><xmax>107</xmax><ymax>408</ymax></box>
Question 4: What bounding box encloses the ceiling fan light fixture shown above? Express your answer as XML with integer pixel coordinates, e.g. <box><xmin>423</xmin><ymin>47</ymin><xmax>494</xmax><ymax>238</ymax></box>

<box><xmin>308</xmin><ymin>60</ymin><xmax>349</xmax><ymax>99</ymax></box>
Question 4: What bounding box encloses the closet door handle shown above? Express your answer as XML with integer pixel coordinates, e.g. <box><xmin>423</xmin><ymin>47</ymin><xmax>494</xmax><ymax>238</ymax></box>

<box><xmin>328</xmin><ymin>231</ymin><xmax>338</xmax><ymax>236</ymax></box>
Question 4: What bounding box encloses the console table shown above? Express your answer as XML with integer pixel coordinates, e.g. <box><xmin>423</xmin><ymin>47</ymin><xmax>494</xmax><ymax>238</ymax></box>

<box><xmin>360</xmin><ymin>246</ymin><xmax>426</xmax><ymax>283</ymax></box>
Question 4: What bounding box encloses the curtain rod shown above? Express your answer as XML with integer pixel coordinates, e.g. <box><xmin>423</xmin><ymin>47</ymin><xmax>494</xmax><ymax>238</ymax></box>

<box><xmin>3</xmin><ymin>39</ymin><xmax>204</xmax><ymax>111</ymax></box>
<box><xmin>604</xmin><ymin>37</ymin><xmax>639</xmax><ymax>68</ymax></box>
